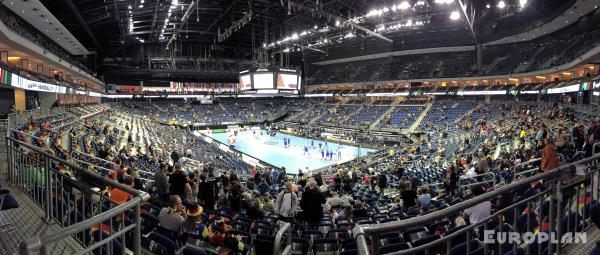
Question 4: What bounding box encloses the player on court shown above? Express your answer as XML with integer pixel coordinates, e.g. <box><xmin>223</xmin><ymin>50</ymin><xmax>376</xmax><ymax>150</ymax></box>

<box><xmin>283</xmin><ymin>137</ymin><xmax>288</xmax><ymax>148</ymax></box>
<box><xmin>321</xmin><ymin>149</ymin><xmax>325</xmax><ymax>160</ymax></box>
<box><xmin>303</xmin><ymin>145</ymin><xmax>309</xmax><ymax>156</ymax></box>
<box><xmin>337</xmin><ymin>149</ymin><xmax>342</xmax><ymax>160</ymax></box>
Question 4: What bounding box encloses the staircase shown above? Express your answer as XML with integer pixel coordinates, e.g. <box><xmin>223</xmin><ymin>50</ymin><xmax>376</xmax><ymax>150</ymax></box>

<box><xmin>408</xmin><ymin>102</ymin><xmax>432</xmax><ymax>132</ymax></box>
<box><xmin>484</xmin><ymin>56</ymin><xmax>505</xmax><ymax>75</ymax></box>
<box><xmin>453</xmin><ymin>103</ymin><xmax>483</xmax><ymax>125</ymax></box>
<box><xmin>218</xmin><ymin>102</ymin><xmax>227</xmax><ymax>111</ymax></box>
<box><xmin>345</xmin><ymin>105</ymin><xmax>365</xmax><ymax>123</ymax></box>
<box><xmin>151</xmin><ymin>102</ymin><xmax>165</xmax><ymax>112</ymax></box>
<box><xmin>309</xmin><ymin>103</ymin><xmax>340</xmax><ymax>125</ymax></box>
<box><xmin>369</xmin><ymin>99</ymin><xmax>402</xmax><ymax>129</ymax></box>
<box><xmin>514</xmin><ymin>47</ymin><xmax>545</xmax><ymax>73</ymax></box>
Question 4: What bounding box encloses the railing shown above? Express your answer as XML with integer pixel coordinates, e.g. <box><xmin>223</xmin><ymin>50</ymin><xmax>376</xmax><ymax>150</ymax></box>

<box><xmin>353</xmin><ymin>153</ymin><xmax>600</xmax><ymax>255</ymax></box>
<box><xmin>5</xmin><ymin>136</ymin><xmax>149</xmax><ymax>255</ymax></box>
<box><xmin>458</xmin><ymin>172</ymin><xmax>496</xmax><ymax>190</ymax></box>
<box><xmin>274</xmin><ymin>222</ymin><xmax>293</xmax><ymax>255</ymax></box>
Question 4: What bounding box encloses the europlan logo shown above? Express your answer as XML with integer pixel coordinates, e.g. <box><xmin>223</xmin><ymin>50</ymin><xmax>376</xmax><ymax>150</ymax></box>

<box><xmin>483</xmin><ymin>231</ymin><xmax>587</xmax><ymax>245</ymax></box>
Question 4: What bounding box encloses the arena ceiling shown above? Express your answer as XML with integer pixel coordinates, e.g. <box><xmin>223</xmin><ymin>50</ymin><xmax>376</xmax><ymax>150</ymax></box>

<box><xmin>37</xmin><ymin>0</ymin><xmax>574</xmax><ymax>52</ymax></box>
<box><xmin>30</xmin><ymin>0</ymin><xmax>579</xmax><ymax>82</ymax></box>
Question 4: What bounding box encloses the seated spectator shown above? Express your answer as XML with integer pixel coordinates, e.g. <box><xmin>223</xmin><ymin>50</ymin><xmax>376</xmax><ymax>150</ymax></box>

<box><xmin>417</xmin><ymin>187</ymin><xmax>431</xmax><ymax>209</ymax></box>
<box><xmin>182</xmin><ymin>204</ymin><xmax>205</xmax><ymax>236</ymax></box>
<box><xmin>462</xmin><ymin>185</ymin><xmax>491</xmax><ymax>233</ymax></box>
<box><xmin>110</xmin><ymin>175</ymin><xmax>134</xmax><ymax>206</ymax></box>
<box><xmin>245</xmin><ymin>197</ymin><xmax>264</xmax><ymax>220</ymax></box>
<box><xmin>353</xmin><ymin>201</ymin><xmax>368</xmax><ymax>219</ymax></box>
<box><xmin>158</xmin><ymin>195</ymin><xmax>187</xmax><ymax>231</ymax></box>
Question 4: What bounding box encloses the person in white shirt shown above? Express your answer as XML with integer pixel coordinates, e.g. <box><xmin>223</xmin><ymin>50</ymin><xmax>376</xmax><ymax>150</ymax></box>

<box><xmin>463</xmin><ymin>186</ymin><xmax>491</xmax><ymax>234</ymax></box>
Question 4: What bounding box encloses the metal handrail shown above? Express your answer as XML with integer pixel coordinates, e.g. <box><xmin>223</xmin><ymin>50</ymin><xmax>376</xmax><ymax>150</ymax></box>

<box><xmin>273</xmin><ymin>222</ymin><xmax>293</xmax><ymax>255</ymax></box>
<box><xmin>353</xmin><ymin>152</ymin><xmax>600</xmax><ymax>255</ymax></box>
<box><xmin>7</xmin><ymin>137</ymin><xmax>150</xmax><ymax>255</ymax></box>
<box><xmin>458</xmin><ymin>172</ymin><xmax>496</xmax><ymax>190</ymax></box>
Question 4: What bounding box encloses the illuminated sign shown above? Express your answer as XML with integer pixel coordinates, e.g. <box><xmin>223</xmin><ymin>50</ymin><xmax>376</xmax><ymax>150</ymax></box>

<box><xmin>547</xmin><ymin>84</ymin><xmax>580</xmax><ymax>94</ymax></box>
<box><xmin>580</xmin><ymin>82</ymin><xmax>590</xmax><ymax>91</ymax></box>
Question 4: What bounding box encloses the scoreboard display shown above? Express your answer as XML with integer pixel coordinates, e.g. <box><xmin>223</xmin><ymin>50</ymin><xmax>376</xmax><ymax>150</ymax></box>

<box><xmin>239</xmin><ymin>67</ymin><xmax>301</xmax><ymax>92</ymax></box>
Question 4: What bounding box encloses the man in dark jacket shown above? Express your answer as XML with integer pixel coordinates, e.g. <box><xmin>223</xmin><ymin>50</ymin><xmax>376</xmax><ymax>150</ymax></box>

<box><xmin>197</xmin><ymin>174</ymin><xmax>216</xmax><ymax>211</ymax></box>
<box><xmin>300</xmin><ymin>180</ymin><xmax>326</xmax><ymax>225</ymax></box>
<box><xmin>171</xmin><ymin>149</ymin><xmax>180</xmax><ymax>164</ymax></box>
<box><xmin>168</xmin><ymin>163</ymin><xmax>187</xmax><ymax>198</ymax></box>
<box><xmin>378</xmin><ymin>173</ymin><xmax>387</xmax><ymax>192</ymax></box>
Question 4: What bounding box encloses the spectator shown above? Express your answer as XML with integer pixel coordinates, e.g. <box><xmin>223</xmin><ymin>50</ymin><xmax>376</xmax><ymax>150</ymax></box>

<box><xmin>401</xmin><ymin>181</ymin><xmax>417</xmax><ymax>209</ymax></box>
<box><xmin>198</xmin><ymin>174</ymin><xmax>215</xmax><ymax>211</ymax></box>
<box><xmin>275</xmin><ymin>181</ymin><xmax>298</xmax><ymax>222</ymax></box>
<box><xmin>477</xmin><ymin>153</ymin><xmax>489</xmax><ymax>173</ymax></box>
<box><xmin>417</xmin><ymin>186</ymin><xmax>431</xmax><ymax>209</ymax></box>
<box><xmin>158</xmin><ymin>195</ymin><xmax>187</xmax><ymax>231</ymax></box>
<box><xmin>110</xmin><ymin>175</ymin><xmax>134</xmax><ymax>206</ymax></box>
<box><xmin>270</xmin><ymin>168</ymin><xmax>278</xmax><ymax>188</ymax></box>
<box><xmin>300</xmin><ymin>180</ymin><xmax>326</xmax><ymax>225</ymax></box>
<box><xmin>257</xmin><ymin>178</ymin><xmax>270</xmax><ymax>196</ymax></box>
<box><xmin>169</xmin><ymin>163</ymin><xmax>187</xmax><ymax>198</ymax></box>
<box><xmin>182</xmin><ymin>204</ymin><xmax>205</xmax><ymax>235</ymax></box>
<box><xmin>462</xmin><ymin>186</ymin><xmax>491</xmax><ymax>233</ymax></box>
<box><xmin>541</xmin><ymin>138</ymin><xmax>561</xmax><ymax>172</ymax></box>
<box><xmin>246</xmin><ymin>197</ymin><xmax>264</xmax><ymax>220</ymax></box>
<box><xmin>229</xmin><ymin>180</ymin><xmax>242</xmax><ymax>212</ymax></box>
<box><xmin>444</xmin><ymin>165</ymin><xmax>458</xmax><ymax>195</ymax></box>
<box><xmin>353</xmin><ymin>201</ymin><xmax>368</xmax><ymax>218</ymax></box>
<box><xmin>378</xmin><ymin>172</ymin><xmax>387</xmax><ymax>192</ymax></box>
<box><xmin>585</xmin><ymin>117</ymin><xmax>600</xmax><ymax>157</ymax></box>
<box><xmin>184</xmin><ymin>172</ymin><xmax>199</xmax><ymax>207</ymax></box>
<box><xmin>154</xmin><ymin>163</ymin><xmax>170</xmax><ymax>201</ymax></box>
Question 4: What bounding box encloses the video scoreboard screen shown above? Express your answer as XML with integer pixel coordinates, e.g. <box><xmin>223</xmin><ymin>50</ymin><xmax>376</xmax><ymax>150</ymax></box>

<box><xmin>239</xmin><ymin>68</ymin><xmax>301</xmax><ymax>92</ymax></box>
<box><xmin>239</xmin><ymin>74</ymin><xmax>252</xmax><ymax>90</ymax></box>
<box><xmin>253</xmin><ymin>73</ymin><xmax>274</xmax><ymax>89</ymax></box>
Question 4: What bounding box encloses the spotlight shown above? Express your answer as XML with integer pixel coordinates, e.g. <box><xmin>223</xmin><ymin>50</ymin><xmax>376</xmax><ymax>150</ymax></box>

<box><xmin>398</xmin><ymin>1</ymin><xmax>410</xmax><ymax>10</ymax></box>
<box><xmin>497</xmin><ymin>1</ymin><xmax>506</xmax><ymax>9</ymax></box>
<box><xmin>450</xmin><ymin>11</ymin><xmax>460</xmax><ymax>20</ymax></box>
<box><xmin>519</xmin><ymin>0</ymin><xmax>527</xmax><ymax>8</ymax></box>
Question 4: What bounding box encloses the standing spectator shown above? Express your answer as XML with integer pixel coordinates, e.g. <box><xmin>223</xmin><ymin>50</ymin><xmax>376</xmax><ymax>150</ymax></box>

<box><xmin>154</xmin><ymin>163</ymin><xmax>170</xmax><ymax>201</ymax></box>
<box><xmin>401</xmin><ymin>181</ymin><xmax>417</xmax><ymax>209</ymax></box>
<box><xmin>169</xmin><ymin>163</ymin><xmax>187</xmax><ymax>198</ymax></box>
<box><xmin>275</xmin><ymin>182</ymin><xmax>297</xmax><ymax>222</ymax></box>
<box><xmin>270</xmin><ymin>168</ymin><xmax>279</xmax><ymax>188</ymax></box>
<box><xmin>257</xmin><ymin>178</ymin><xmax>270</xmax><ymax>196</ymax></box>
<box><xmin>184</xmin><ymin>172</ymin><xmax>199</xmax><ymax>207</ymax></box>
<box><xmin>300</xmin><ymin>180</ymin><xmax>326</xmax><ymax>225</ymax></box>
<box><xmin>572</xmin><ymin>124</ymin><xmax>585</xmax><ymax>150</ymax></box>
<box><xmin>444</xmin><ymin>165</ymin><xmax>458</xmax><ymax>195</ymax></box>
<box><xmin>197</xmin><ymin>174</ymin><xmax>216</xmax><ymax>211</ymax></box>
<box><xmin>585</xmin><ymin>117</ymin><xmax>600</xmax><ymax>157</ymax></box>
<box><xmin>377</xmin><ymin>173</ymin><xmax>387</xmax><ymax>193</ymax></box>
<box><xmin>477</xmin><ymin>153</ymin><xmax>489</xmax><ymax>173</ymax></box>
<box><xmin>229</xmin><ymin>180</ymin><xmax>242</xmax><ymax>212</ymax></box>
<box><xmin>541</xmin><ymin>138</ymin><xmax>561</xmax><ymax>172</ymax></box>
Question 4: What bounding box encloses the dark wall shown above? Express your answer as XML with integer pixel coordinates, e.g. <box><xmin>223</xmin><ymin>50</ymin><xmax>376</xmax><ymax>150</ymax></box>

<box><xmin>0</xmin><ymin>88</ymin><xmax>15</xmax><ymax>115</ymax></box>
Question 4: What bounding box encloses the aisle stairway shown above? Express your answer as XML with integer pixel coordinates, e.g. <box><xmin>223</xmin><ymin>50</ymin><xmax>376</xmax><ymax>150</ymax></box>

<box><xmin>369</xmin><ymin>100</ymin><xmax>400</xmax><ymax>129</ymax></box>
<box><xmin>408</xmin><ymin>102</ymin><xmax>432</xmax><ymax>132</ymax></box>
